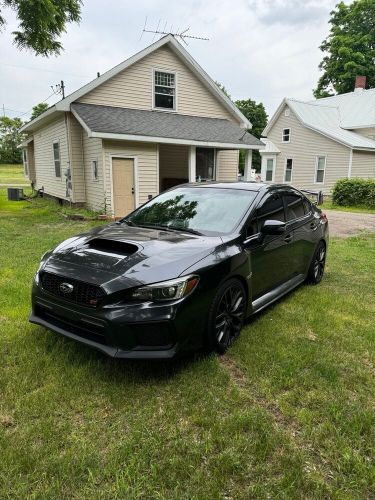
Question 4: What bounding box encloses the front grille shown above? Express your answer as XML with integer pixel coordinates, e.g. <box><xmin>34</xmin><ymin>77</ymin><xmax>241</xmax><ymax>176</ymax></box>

<box><xmin>36</xmin><ymin>305</ymin><xmax>107</xmax><ymax>345</ymax></box>
<box><xmin>40</xmin><ymin>272</ymin><xmax>105</xmax><ymax>307</ymax></box>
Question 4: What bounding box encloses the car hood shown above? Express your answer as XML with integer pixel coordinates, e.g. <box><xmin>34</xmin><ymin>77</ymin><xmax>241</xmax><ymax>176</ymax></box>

<box><xmin>43</xmin><ymin>223</ymin><xmax>222</xmax><ymax>291</ymax></box>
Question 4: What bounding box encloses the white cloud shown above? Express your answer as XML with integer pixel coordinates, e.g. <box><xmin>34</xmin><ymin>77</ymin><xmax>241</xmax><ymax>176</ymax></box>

<box><xmin>0</xmin><ymin>0</ymin><xmax>337</xmax><ymax>121</ymax></box>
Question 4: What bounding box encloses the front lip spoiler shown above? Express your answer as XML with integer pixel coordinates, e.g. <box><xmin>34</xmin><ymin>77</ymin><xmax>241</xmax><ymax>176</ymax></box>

<box><xmin>29</xmin><ymin>313</ymin><xmax>178</xmax><ymax>359</ymax></box>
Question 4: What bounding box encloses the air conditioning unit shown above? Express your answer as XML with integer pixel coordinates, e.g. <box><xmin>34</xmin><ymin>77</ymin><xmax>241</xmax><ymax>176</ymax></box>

<box><xmin>7</xmin><ymin>188</ymin><xmax>24</xmax><ymax>201</ymax></box>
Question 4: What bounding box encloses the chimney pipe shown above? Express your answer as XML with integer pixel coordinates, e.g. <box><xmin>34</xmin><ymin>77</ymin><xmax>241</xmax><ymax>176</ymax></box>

<box><xmin>355</xmin><ymin>75</ymin><xmax>366</xmax><ymax>91</ymax></box>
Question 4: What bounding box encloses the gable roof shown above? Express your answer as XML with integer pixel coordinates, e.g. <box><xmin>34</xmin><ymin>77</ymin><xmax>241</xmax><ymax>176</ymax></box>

<box><xmin>71</xmin><ymin>103</ymin><xmax>262</xmax><ymax>149</ymax></box>
<box><xmin>21</xmin><ymin>35</ymin><xmax>250</xmax><ymax>133</ymax></box>
<box><xmin>263</xmin><ymin>94</ymin><xmax>375</xmax><ymax>150</ymax></box>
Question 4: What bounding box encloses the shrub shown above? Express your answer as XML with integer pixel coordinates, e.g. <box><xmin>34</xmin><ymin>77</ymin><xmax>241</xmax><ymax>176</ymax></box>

<box><xmin>332</xmin><ymin>178</ymin><xmax>375</xmax><ymax>208</ymax></box>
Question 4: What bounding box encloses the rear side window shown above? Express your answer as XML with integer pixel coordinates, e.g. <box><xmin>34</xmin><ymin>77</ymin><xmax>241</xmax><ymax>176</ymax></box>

<box><xmin>284</xmin><ymin>193</ymin><xmax>305</xmax><ymax>220</ymax></box>
<box><xmin>257</xmin><ymin>194</ymin><xmax>285</xmax><ymax>229</ymax></box>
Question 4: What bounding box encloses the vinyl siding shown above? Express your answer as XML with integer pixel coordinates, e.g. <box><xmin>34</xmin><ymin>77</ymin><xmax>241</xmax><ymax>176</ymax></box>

<box><xmin>68</xmin><ymin>114</ymin><xmax>86</xmax><ymax>203</ymax></box>
<box><xmin>266</xmin><ymin>105</ymin><xmax>350</xmax><ymax>193</ymax></box>
<box><xmin>159</xmin><ymin>144</ymin><xmax>188</xmax><ymax>189</ymax></box>
<box><xmin>79</xmin><ymin>45</ymin><xmax>234</xmax><ymax>121</ymax></box>
<box><xmin>216</xmin><ymin>150</ymin><xmax>239</xmax><ymax>181</ymax></box>
<box><xmin>351</xmin><ymin>151</ymin><xmax>375</xmax><ymax>178</ymax></box>
<box><xmin>352</xmin><ymin>127</ymin><xmax>375</xmax><ymax>140</ymax></box>
<box><xmin>82</xmin><ymin>134</ymin><xmax>104</xmax><ymax>211</ymax></box>
<box><xmin>33</xmin><ymin>116</ymin><xmax>68</xmax><ymax>198</ymax></box>
<box><xmin>103</xmin><ymin>140</ymin><xmax>158</xmax><ymax>213</ymax></box>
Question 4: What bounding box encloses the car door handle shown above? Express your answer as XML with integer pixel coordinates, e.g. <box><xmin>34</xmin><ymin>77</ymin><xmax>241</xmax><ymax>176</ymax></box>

<box><xmin>284</xmin><ymin>234</ymin><xmax>292</xmax><ymax>243</ymax></box>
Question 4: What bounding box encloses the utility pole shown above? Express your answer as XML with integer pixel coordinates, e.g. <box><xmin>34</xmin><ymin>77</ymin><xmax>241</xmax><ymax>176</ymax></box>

<box><xmin>61</xmin><ymin>80</ymin><xmax>65</xmax><ymax>99</ymax></box>
<box><xmin>2</xmin><ymin>104</ymin><xmax>5</xmax><ymax>117</ymax></box>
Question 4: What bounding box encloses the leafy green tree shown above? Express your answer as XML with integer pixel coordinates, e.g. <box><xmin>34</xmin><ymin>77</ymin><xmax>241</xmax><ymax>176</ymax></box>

<box><xmin>235</xmin><ymin>99</ymin><xmax>268</xmax><ymax>172</ymax></box>
<box><xmin>0</xmin><ymin>0</ymin><xmax>82</xmax><ymax>56</ymax></box>
<box><xmin>31</xmin><ymin>103</ymin><xmax>49</xmax><ymax>120</ymax></box>
<box><xmin>215</xmin><ymin>81</ymin><xmax>232</xmax><ymax>100</ymax></box>
<box><xmin>0</xmin><ymin>116</ymin><xmax>24</xmax><ymax>164</ymax></box>
<box><xmin>314</xmin><ymin>0</ymin><xmax>375</xmax><ymax>97</ymax></box>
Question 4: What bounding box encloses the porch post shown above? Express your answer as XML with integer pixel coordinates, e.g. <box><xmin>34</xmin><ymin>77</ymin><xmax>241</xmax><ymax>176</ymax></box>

<box><xmin>243</xmin><ymin>150</ymin><xmax>253</xmax><ymax>181</ymax></box>
<box><xmin>188</xmin><ymin>145</ymin><xmax>196</xmax><ymax>182</ymax></box>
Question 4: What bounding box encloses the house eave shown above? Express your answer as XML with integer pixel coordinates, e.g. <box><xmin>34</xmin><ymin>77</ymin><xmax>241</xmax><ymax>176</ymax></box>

<box><xmin>91</xmin><ymin>131</ymin><xmax>263</xmax><ymax>149</ymax></box>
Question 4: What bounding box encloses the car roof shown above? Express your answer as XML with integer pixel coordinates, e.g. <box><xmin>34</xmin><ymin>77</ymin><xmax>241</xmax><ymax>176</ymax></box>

<box><xmin>175</xmin><ymin>181</ymin><xmax>292</xmax><ymax>192</ymax></box>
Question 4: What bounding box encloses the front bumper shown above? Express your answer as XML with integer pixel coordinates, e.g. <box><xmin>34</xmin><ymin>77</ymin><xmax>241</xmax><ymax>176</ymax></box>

<box><xmin>30</xmin><ymin>281</ymin><xmax>206</xmax><ymax>359</ymax></box>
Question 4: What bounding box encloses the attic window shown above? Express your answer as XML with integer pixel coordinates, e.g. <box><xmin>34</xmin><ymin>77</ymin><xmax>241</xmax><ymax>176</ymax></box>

<box><xmin>284</xmin><ymin>108</ymin><xmax>290</xmax><ymax>117</ymax></box>
<box><xmin>154</xmin><ymin>70</ymin><xmax>176</xmax><ymax>110</ymax></box>
<box><xmin>282</xmin><ymin>128</ymin><xmax>291</xmax><ymax>142</ymax></box>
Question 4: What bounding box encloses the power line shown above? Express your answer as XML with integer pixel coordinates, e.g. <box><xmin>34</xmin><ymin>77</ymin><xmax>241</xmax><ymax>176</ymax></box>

<box><xmin>0</xmin><ymin>61</ymin><xmax>91</xmax><ymax>79</ymax></box>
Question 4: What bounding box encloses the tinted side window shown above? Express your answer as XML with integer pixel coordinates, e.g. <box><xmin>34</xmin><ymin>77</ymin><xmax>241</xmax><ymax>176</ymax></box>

<box><xmin>257</xmin><ymin>194</ymin><xmax>285</xmax><ymax>229</ymax></box>
<box><xmin>303</xmin><ymin>198</ymin><xmax>311</xmax><ymax>214</ymax></box>
<box><xmin>284</xmin><ymin>193</ymin><xmax>305</xmax><ymax>221</ymax></box>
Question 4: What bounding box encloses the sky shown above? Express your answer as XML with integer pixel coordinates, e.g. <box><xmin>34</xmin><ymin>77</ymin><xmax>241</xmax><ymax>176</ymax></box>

<box><xmin>0</xmin><ymin>0</ymin><xmax>341</xmax><ymax>122</ymax></box>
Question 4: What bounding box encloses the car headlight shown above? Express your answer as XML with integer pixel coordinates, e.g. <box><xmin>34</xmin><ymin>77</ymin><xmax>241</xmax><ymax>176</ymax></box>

<box><xmin>129</xmin><ymin>275</ymin><xmax>199</xmax><ymax>302</ymax></box>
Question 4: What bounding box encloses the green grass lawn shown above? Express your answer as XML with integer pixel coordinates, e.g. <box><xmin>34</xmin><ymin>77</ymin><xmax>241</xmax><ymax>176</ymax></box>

<box><xmin>321</xmin><ymin>201</ymin><xmax>375</xmax><ymax>214</ymax></box>
<box><xmin>1</xmin><ymin>188</ymin><xmax>374</xmax><ymax>498</ymax></box>
<box><xmin>0</xmin><ymin>163</ymin><xmax>30</xmax><ymax>186</ymax></box>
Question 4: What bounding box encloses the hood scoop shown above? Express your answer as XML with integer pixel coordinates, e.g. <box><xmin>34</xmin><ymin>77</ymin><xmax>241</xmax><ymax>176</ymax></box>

<box><xmin>86</xmin><ymin>238</ymin><xmax>139</xmax><ymax>257</ymax></box>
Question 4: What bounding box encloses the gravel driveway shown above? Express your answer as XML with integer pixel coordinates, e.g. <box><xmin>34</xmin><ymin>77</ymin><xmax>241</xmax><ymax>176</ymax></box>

<box><xmin>324</xmin><ymin>209</ymin><xmax>375</xmax><ymax>237</ymax></box>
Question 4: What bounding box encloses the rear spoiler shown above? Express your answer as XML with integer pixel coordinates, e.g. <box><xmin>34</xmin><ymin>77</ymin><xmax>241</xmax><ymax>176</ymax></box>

<box><xmin>300</xmin><ymin>189</ymin><xmax>323</xmax><ymax>206</ymax></box>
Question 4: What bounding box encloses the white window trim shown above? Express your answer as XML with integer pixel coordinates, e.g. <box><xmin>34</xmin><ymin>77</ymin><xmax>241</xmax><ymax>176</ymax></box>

<box><xmin>284</xmin><ymin>158</ymin><xmax>293</xmax><ymax>183</ymax></box>
<box><xmin>264</xmin><ymin>156</ymin><xmax>275</xmax><ymax>182</ymax></box>
<box><xmin>91</xmin><ymin>158</ymin><xmax>99</xmax><ymax>181</ymax></box>
<box><xmin>314</xmin><ymin>155</ymin><xmax>326</xmax><ymax>184</ymax></box>
<box><xmin>52</xmin><ymin>140</ymin><xmax>62</xmax><ymax>179</ymax></box>
<box><xmin>152</xmin><ymin>68</ymin><xmax>178</xmax><ymax>113</ymax></box>
<box><xmin>282</xmin><ymin>128</ymin><xmax>291</xmax><ymax>143</ymax></box>
<box><xmin>23</xmin><ymin>149</ymin><xmax>29</xmax><ymax>177</ymax></box>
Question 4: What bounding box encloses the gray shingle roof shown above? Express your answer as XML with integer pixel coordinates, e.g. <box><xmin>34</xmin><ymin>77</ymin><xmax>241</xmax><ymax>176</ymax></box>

<box><xmin>71</xmin><ymin>103</ymin><xmax>263</xmax><ymax>147</ymax></box>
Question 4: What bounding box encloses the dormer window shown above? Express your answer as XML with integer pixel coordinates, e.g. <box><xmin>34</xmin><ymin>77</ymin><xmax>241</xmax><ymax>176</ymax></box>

<box><xmin>154</xmin><ymin>70</ymin><xmax>176</xmax><ymax>110</ymax></box>
<box><xmin>282</xmin><ymin>128</ymin><xmax>291</xmax><ymax>142</ymax></box>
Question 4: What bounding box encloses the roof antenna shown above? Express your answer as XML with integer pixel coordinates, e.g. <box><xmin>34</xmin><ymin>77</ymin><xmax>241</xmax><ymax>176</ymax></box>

<box><xmin>141</xmin><ymin>18</ymin><xmax>209</xmax><ymax>45</ymax></box>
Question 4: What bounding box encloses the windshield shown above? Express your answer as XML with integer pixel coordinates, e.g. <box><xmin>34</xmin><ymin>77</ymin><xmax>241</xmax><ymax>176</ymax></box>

<box><xmin>126</xmin><ymin>187</ymin><xmax>257</xmax><ymax>235</ymax></box>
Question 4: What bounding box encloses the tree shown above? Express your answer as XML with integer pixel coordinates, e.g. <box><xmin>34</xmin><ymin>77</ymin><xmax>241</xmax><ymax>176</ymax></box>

<box><xmin>0</xmin><ymin>116</ymin><xmax>24</xmax><ymax>164</ymax></box>
<box><xmin>235</xmin><ymin>99</ymin><xmax>268</xmax><ymax>172</ymax></box>
<box><xmin>314</xmin><ymin>0</ymin><xmax>375</xmax><ymax>97</ymax></box>
<box><xmin>31</xmin><ymin>103</ymin><xmax>49</xmax><ymax>120</ymax></box>
<box><xmin>0</xmin><ymin>0</ymin><xmax>82</xmax><ymax>56</ymax></box>
<box><xmin>215</xmin><ymin>81</ymin><xmax>232</xmax><ymax>100</ymax></box>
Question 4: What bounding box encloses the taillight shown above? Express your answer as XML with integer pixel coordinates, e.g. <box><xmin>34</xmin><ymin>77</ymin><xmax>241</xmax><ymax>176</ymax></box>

<box><xmin>320</xmin><ymin>212</ymin><xmax>328</xmax><ymax>223</ymax></box>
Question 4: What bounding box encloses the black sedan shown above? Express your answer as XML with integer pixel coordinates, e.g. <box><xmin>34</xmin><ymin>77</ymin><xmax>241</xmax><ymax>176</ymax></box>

<box><xmin>30</xmin><ymin>182</ymin><xmax>328</xmax><ymax>359</ymax></box>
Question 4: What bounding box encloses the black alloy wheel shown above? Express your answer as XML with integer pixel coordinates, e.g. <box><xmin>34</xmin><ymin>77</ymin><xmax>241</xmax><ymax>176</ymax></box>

<box><xmin>307</xmin><ymin>241</ymin><xmax>326</xmax><ymax>284</ymax></box>
<box><xmin>208</xmin><ymin>279</ymin><xmax>246</xmax><ymax>354</ymax></box>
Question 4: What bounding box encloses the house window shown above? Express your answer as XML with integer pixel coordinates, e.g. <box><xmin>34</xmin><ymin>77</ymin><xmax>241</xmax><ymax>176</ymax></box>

<box><xmin>315</xmin><ymin>156</ymin><xmax>326</xmax><ymax>183</ymax></box>
<box><xmin>92</xmin><ymin>159</ymin><xmax>98</xmax><ymax>180</ymax></box>
<box><xmin>53</xmin><ymin>141</ymin><xmax>61</xmax><ymax>178</ymax></box>
<box><xmin>23</xmin><ymin>149</ymin><xmax>29</xmax><ymax>176</ymax></box>
<box><xmin>284</xmin><ymin>158</ymin><xmax>293</xmax><ymax>182</ymax></box>
<box><xmin>282</xmin><ymin>128</ymin><xmax>291</xmax><ymax>142</ymax></box>
<box><xmin>154</xmin><ymin>70</ymin><xmax>176</xmax><ymax>110</ymax></box>
<box><xmin>265</xmin><ymin>158</ymin><xmax>274</xmax><ymax>181</ymax></box>
<box><xmin>196</xmin><ymin>148</ymin><xmax>215</xmax><ymax>181</ymax></box>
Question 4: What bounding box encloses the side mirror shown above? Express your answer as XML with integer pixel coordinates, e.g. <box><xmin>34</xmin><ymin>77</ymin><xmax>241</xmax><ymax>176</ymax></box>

<box><xmin>261</xmin><ymin>220</ymin><xmax>286</xmax><ymax>235</ymax></box>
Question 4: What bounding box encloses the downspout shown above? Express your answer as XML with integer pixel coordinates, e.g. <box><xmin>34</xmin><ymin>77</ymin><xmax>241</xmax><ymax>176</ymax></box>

<box><xmin>348</xmin><ymin>148</ymin><xmax>353</xmax><ymax>178</ymax></box>
<box><xmin>64</xmin><ymin>111</ymin><xmax>73</xmax><ymax>205</ymax></box>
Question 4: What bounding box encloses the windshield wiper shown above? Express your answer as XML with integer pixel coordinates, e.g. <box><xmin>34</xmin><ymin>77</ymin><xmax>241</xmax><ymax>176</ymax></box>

<box><xmin>116</xmin><ymin>219</ymin><xmax>137</xmax><ymax>227</ymax></box>
<box><xmin>130</xmin><ymin>223</ymin><xmax>202</xmax><ymax>236</ymax></box>
<box><xmin>167</xmin><ymin>226</ymin><xmax>203</xmax><ymax>236</ymax></box>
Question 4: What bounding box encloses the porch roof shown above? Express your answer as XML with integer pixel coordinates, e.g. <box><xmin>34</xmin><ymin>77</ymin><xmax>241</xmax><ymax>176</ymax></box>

<box><xmin>71</xmin><ymin>103</ymin><xmax>264</xmax><ymax>150</ymax></box>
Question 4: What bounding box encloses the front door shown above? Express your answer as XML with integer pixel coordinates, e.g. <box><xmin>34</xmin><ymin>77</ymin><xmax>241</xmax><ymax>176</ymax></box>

<box><xmin>112</xmin><ymin>158</ymin><xmax>135</xmax><ymax>217</ymax></box>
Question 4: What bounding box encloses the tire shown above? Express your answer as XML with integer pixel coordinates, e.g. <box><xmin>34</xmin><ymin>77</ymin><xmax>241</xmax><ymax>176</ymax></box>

<box><xmin>207</xmin><ymin>278</ymin><xmax>246</xmax><ymax>354</ymax></box>
<box><xmin>306</xmin><ymin>241</ymin><xmax>326</xmax><ymax>284</ymax></box>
